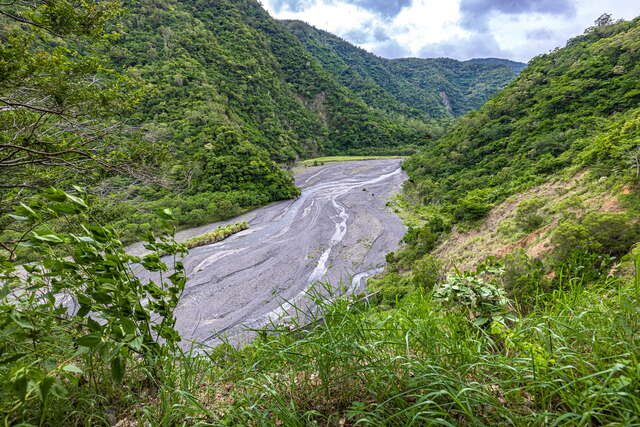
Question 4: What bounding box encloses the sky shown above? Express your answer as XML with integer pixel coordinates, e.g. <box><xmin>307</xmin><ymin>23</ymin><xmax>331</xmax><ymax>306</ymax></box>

<box><xmin>260</xmin><ymin>0</ymin><xmax>639</xmax><ymax>62</ymax></box>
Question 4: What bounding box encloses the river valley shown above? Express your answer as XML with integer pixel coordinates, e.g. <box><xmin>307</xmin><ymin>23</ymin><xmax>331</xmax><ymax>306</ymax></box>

<box><xmin>131</xmin><ymin>159</ymin><xmax>407</xmax><ymax>346</ymax></box>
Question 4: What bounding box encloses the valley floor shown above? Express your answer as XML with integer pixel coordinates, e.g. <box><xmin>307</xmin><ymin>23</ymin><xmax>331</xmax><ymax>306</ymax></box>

<box><xmin>130</xmin><ymin>159</ymin><xmax>407</xmax><ymax>346</ymax></box>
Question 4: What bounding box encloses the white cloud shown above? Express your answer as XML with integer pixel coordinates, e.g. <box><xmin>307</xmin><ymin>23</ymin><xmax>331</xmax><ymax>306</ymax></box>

<box><xmin>261</xmin><ymin>0</ymin><xmax>640</xmax><ymax>62</ymax></box>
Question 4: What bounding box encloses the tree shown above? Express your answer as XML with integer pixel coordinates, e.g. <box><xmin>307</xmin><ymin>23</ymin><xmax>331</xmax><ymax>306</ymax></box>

<box><xmin>0</xmin><ymin>0</ymin><xmax>135</xmax><ymax>256</ymax></box>
<box><xmin>595</xmin><ymin>13</ymin><xmax>614</xmax><ymax>27</ymax></box>
<box><xmin>0</xmin><ymin>1</ymin><xmax>134</xmax><ymax>201</ymax></box>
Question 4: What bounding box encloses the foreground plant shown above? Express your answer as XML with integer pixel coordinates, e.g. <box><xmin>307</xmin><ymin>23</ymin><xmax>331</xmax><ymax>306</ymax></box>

<box><xmin>0</xmin><ymin>188</ymin><xmax>186</xmax><ymax>424</ymax></box>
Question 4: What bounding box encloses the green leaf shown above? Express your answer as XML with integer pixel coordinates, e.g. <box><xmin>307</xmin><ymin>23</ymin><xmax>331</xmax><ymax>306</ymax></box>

<box><xmin>128</xmin><ymin>335</ymin><xmax>144</xmax><ymax>351</ymax></box>
<box><xmin>473</xmin><ymin>317</ymin><xmax>490</xmax><ymax>326</ymax></box>
<box><xmin>43</xmin><ymin>188</ymin><xmax>68</xmax><ymax>202</ymax></box>
<box><xmin>156</xmin><ymin>208</ymin><xmax>175</xmax><ymax>220</ymax></box>
<box><xmin>13</xmin><ymin>376</ymin><xmax>28</xmax><ymax>401</ymax></box>
<box><xmin>31</xmin><ymin>232</ymin><xmax>64</xmax><ymax>244</ymax></box>
<box><xmin>50</xmin><ymin>382</ymin><xmax>68</xmax><ymax>399</ymax></box>
<box><xmin>0</xmin><ymin>352</ymin><xmax>27</xmax><ymax>364</ymax></box>
<box><xmin>66</xmin><ymin>193</ymin><xmax>89</xmax><ymax>209</ymax></box>
<box><xmin>11</xmin><ymin>313</ymin><xmax>34</xmax><ymax>330</ymax></box>
<box><xmin>77</xmin><ymin>333</ymin><xmax>102</xmax><ymax>348</ymax></box>
<box><xmin>110</xmin><ymin>357</ymin><xmax>125</xmax><ymax>383</ymax></box>
<box><xmin>62</xmin><ymin>364</ymin><xmax>83</xmax><ymax>374</ymax></box>
<box><xmin>39</xmin><ymin>376</ymin><xmax>55</xmax><ymax>402</ymax></box>
<box><xmin>87</xmin><ymin>318</ymin><xmax>102</xmax><ymax>332</ymax></box>
<box><xmin>17</xmin><ymin>202</ymin><xmax>39</xmax><ymax>219</ymax></box>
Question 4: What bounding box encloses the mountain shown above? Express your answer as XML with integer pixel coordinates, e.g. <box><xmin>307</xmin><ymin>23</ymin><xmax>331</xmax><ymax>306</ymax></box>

<box><xmin>392</xmin><ymin>15</ymin><xmax>640</xmax><ymax>276</ymax></box>
<box><xmin>1</xmin><ymin>0</ymin><xmax>520</xmax><ymax>249</ymax></box>
<box><xmin>113</xmin><ymin>0</ymin><xmax>435</xmax><ymax>164</ymax></box>
<box><xmin>88</xmin><ymin>0</ymin><xmax>522</xmax><ymax>238</ymax></box>
<box><xmin>402</xmin><ymin>16</ymin><xmax>640</xmax><ymax>220</ymax></box>
<box><xmin>281</xmin><ymin>20</ymin><xmax>526</xmax><ymax>119</ymax></box>
<box><xmin>465</xmin><ymin>57</ymin><xmax>528</xmax><ymax>73</ymax></box>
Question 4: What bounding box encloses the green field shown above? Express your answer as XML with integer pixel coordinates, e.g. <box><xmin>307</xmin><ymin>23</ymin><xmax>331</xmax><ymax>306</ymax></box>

<box><xmin>301</xmin><ymin>155</ymin><xmax>406</xmax><ymax>167</ymax></box>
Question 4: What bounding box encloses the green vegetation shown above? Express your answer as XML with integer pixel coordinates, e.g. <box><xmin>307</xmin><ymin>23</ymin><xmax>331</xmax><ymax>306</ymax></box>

<box><xmin>1</xmin><ymin>189</ymin><xmax>188</xmax><ymax>424</ymax></box>
<box><xmin>402</xmin><ymin>16</ymin><xmax>640</xmax><ymax>251</ymax></box>
<box><xmin>4</xmin><ymin>191</ymin><xmax>639</xmax><ymax>424</ymax></box>
<box><xmin>183</xmin><ymin>222</ymin><xmax>249</xmax><ymax>249</ymax></box>
<box><xmin>3</xmin><ymin>0</ymin><xmax>640</xmax><ymax>424</ymax></box>
<box><xmin>283</xmin><ymin>20</ymin><xmax>525</xmax><ymax>120</ymax></box>
<box><xmin>301</xmin><ymin>155</ymin><xmax>405</xmax><ymax>166</ymax></box>
<box><xmin>1</xmin><ymin>0</ymin><xmax>519</xmax><ymax>255</ymax></box>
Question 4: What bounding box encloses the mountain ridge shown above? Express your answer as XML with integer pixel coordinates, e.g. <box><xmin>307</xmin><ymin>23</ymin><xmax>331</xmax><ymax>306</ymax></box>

<box><xmin>280</xmin><ymin>19</ymin><xmax>526</xmax><ymax>119</ymax></box>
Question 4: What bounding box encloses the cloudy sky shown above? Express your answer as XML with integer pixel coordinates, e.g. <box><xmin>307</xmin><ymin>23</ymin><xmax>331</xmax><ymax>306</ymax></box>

<box><xmin>261</xmin><ymin>0</ymin><xmax>638</xmax><ymax>62</ymax></box>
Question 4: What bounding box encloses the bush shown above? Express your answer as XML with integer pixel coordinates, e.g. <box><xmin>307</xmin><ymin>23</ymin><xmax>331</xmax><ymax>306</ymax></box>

<box><xmin>411</xmin><ymin>255</ymin><xmax>442</xmax><ymax>290</ymax></box>
<box><xmin>183</xmin><ymin>222</ymin><xmax>249</xmax><ymax>248</ymax></box>
<box><xmin>434</xmin><ymin>269</ymin><xmax>511</xmax><ymax>327</ymax></box>
<box><xmin>368</xmin><ymin>273</ymin><xmax>414</xmax><ymax>308</ymax></box>
<box><xmin>582</xmin><ymin>212</ymin><xmax>640</xmax><ymax>256</ymax></box>
<box><xmin>454</xmin><ymin>192</ymin><xmax>492</xmax><ymax>222</ymax></box>
<box><xmin>500</xmin><ymin>250</ymin><xmax>551</xmax><ymax>312</ymax></box>
<box><xmin>553</xmin><ymin>212</ymin><xmax>640</xmax><ymax>261</ymax></box>
<box><xmin>514</xmin><ymin>198</ymin><xmax>547</xmax><ymax>233</ymax></box>
<box><xmin>0</xmin><ymin>189</ymin><xmax>187</xmax><ymax>423</ymax></box>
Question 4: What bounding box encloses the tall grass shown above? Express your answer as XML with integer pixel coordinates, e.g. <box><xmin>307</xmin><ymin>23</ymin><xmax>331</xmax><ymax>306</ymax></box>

<box><xmin>114</xmin><ymin>259</ymin><xmax>640</xmax><ymax>426</ymax></box>
<box><xmin>7</xmin><ymin>258</ymin><xmax>638</xmax><ymax>425</ymax></box>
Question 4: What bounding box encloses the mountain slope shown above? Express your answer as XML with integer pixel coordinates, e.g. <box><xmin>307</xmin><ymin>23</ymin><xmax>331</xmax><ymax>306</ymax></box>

<box><xmin>403</xmin><ymin>16</ymin><xmax>640</xmax><ymax>216</ymax></box>
<box><xmin>393</xmin><ymin>16</ymin><xmax>640</xmax><ymax>275</ymax></box>
<box><xmin>87</xmin><ymin>0</ymin><xmax>438</xmax><ymax>240</ymax></box>
<box><xmin>281</xmin><ymin>20</ymin><xmax>525</xmax><ymax>119</ymax></box>
<box><xmin>113</xmin><ymin>0</ymin><xmax>432</xmax><ymax>166</ymax></box>
<box><xmin>1</xmin><ymin>0</ymin><xmax>520</xmax><ymax>249</ymax></box>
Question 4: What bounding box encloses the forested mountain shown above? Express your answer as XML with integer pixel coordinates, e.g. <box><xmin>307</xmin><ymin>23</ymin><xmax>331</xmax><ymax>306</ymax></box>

<box><xmin>282</xmin><ymin>20</ymin><xmax>525</xmax><ymax>118</ymax></box>
<box><xmin>402</xmin><ymin>16</ymin><xmax>640</xmax><ymax>224</ymax></box>
<box><xmin>113</xmin><ymin>0</ymin><xmax>436</xmax><ymax>163</ymax></box>
<box><xmin>1</xmin><ymin>0</ymin><xmax>521</xmax><ymax>247</ymax></box>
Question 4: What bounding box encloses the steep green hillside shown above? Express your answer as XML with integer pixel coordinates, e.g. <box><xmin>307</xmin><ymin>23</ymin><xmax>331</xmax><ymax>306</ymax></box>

<box><xmin>282</xmin><ymin>20</ymin><xmax>525</xmax><ymax>119</ymax></box>
<box><xmin>37</xmin><ymin>0</ymin><xmax>439</xmax><ymax>244</ymax></box>
<box><xmin>113</xmin><ymin>0</ymin><xmax>433</xmax><ymax>163</ymax></box>
<box><xmin>402</xmin><ymin>16</ymin><xmax>640</xmax><ymax>231</ymax></box>
<box><xmin>1</xmin><ymin>0</ymin><xmax>523</xmax><ymax>247</ymax></box>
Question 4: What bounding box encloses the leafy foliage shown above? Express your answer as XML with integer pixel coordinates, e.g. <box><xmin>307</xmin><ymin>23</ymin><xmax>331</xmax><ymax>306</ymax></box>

<box><xmin>0</xmin><ymin>0</ymin><xmax>134</xmax><ymax>216</ymax></box>
<box><xmin>434</xmin><ymin>265</ymin><xmax>511</xmax><ymax>327</ymax></box>
<box><xmin>0</xmin><ymin>189</ymin><xmax>185</xmax><ymax>423</ymax></box>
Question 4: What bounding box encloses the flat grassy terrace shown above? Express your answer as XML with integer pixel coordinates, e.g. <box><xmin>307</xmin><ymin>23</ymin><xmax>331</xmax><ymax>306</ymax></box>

<box><xmin>301</xmin><ymin>155</ymin><xmax>405</xmax><ymax>167</ymax></box>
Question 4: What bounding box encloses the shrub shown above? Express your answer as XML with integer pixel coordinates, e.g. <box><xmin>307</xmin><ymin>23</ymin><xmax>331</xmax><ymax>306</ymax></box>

<box><xmin>552</xmin><ymin>212</ymin><xmax>640</xmax><ymax>261</ymax></box>
<box><xmin>454</xmin><ymin>192</ymin><xmax>492</xmax><ymax>222</ymax></box>
<box><xmin>368</xmin><ymin>273</ymin><xmax>414</xmax><ymax>307</ymax></box>
<box><xmin>434</xmin><ymin>269</ymin><xmax>511</xmax><ymax>327</ymax></box>
<box><xmin>0</xmin><ymin>189</ymin><xmax>187</xmax><ymax>423</ymax></box>
<box><xmin>514</xmin><ymin>198</ymin><xmax>547</xmax><ymax>233</ymax></box>
<box><xmin>411</xmin><ymin>255</ymin><xmax>442</xmax><ymax>290</ymax></box>
<box><xmin>500</xmin><ymin>249</ymin><xmax>550</xmax><ymax>312</ymax></box>
<box><xmin>581</xmin><ymin>212</ymin><xmax>640</xmax><ymax>256</ymax></box>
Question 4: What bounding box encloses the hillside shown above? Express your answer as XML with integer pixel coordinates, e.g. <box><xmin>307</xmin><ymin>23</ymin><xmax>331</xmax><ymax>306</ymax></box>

<box><xmin>113</xmin><ymin>0</ymin><xmax>437</xmax><ymax>161</ymax></box>
<box><xmin>7</xmin><ymin>2</ymin><xmax>640</xmax><ymax>426</ymax></box>
<box><xmin>0</xmin><ymin>0</ymin><xmax>522</xmax><ymax>249</ymax></box>
<box><xmin>401</xmin><ymin>16</ymin><xmax>640</xmax><ymax>232</ymax></box>
<box><xmin>282</xmin><ymin>20</ymin><xmax>525</xmax><ymax>118</ymax></box>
